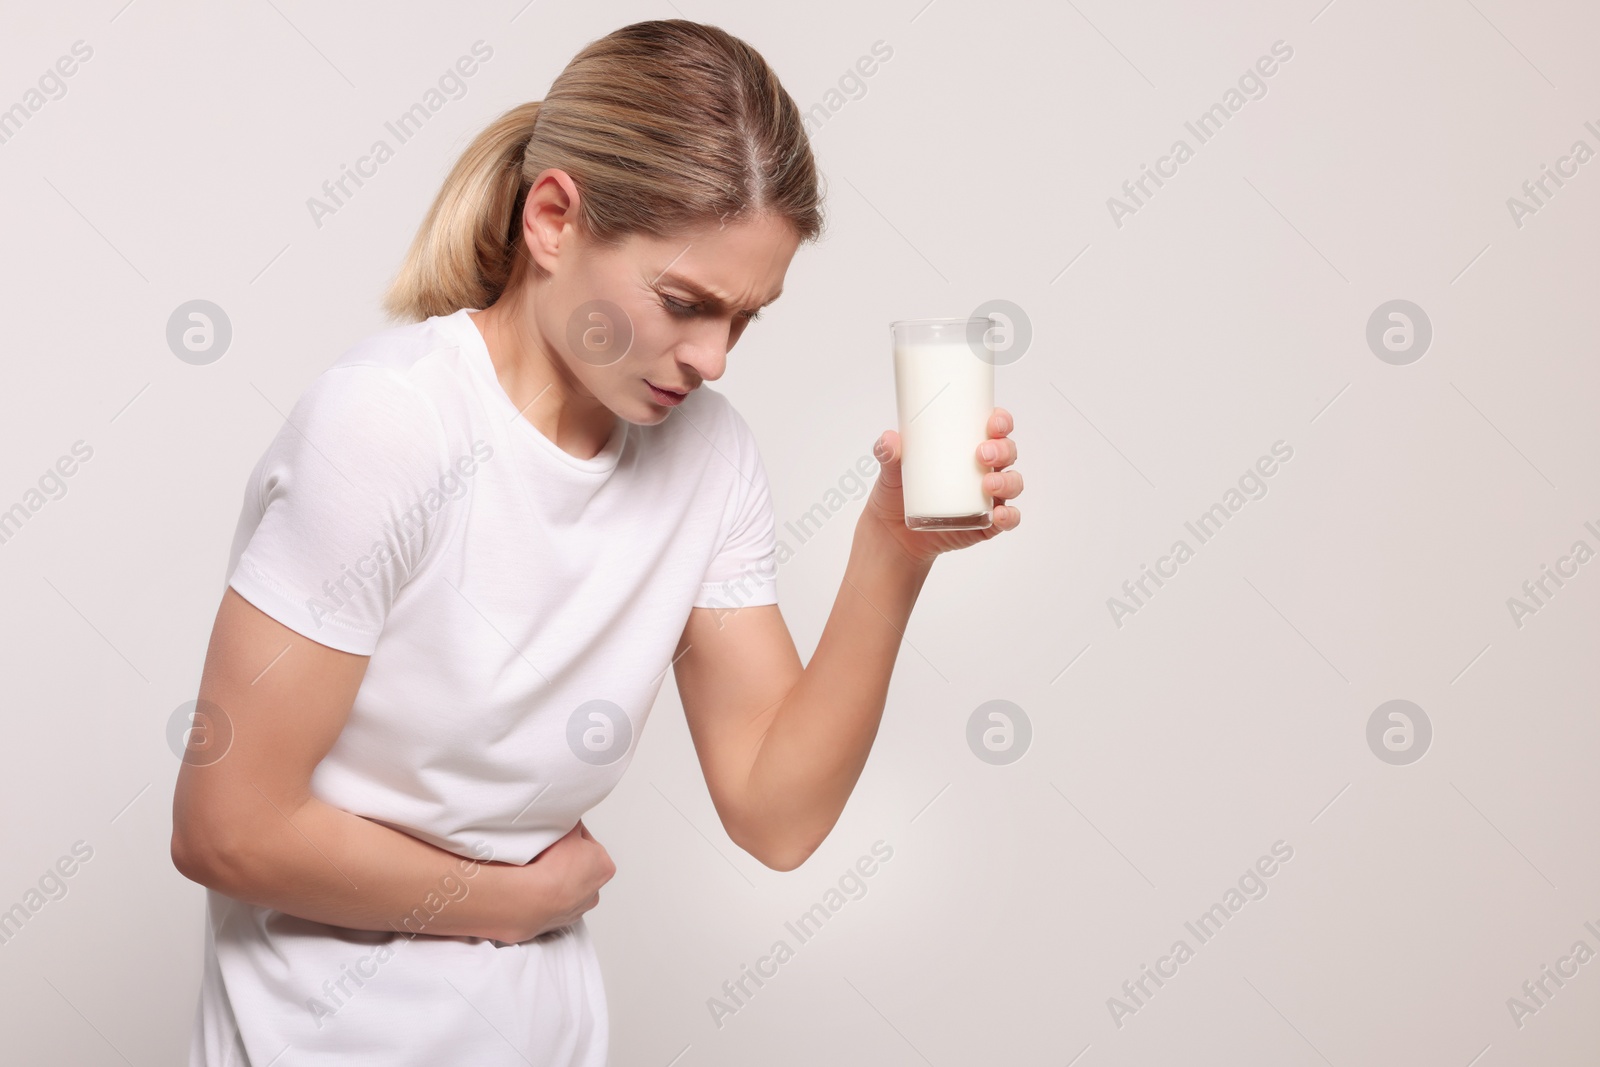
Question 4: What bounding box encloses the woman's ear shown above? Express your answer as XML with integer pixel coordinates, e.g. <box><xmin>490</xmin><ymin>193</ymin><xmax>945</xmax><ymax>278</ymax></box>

<box><xmin>521</xmin><ymin>168</ymin><xmax>583</xmax><ymax>275</ymax></box>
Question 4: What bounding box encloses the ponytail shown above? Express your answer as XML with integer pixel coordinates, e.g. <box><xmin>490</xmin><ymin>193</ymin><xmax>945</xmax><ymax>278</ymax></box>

<box><xmin>382</xmin><ymin>101</ymin><xmax>541</xmax><ymax>322</ymax></box>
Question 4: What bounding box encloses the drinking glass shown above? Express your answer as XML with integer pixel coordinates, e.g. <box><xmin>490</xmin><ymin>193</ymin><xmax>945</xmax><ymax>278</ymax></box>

<box><xmin>890</xmin><ymin>317</ymin><xmax>997</xmax><ymax>531</ymax></box>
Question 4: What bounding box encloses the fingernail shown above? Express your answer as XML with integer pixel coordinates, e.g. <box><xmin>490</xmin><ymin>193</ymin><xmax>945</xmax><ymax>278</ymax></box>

<box><xmin>980</xmin><ymin>442</ymin><xmax>997</xmax><ymax>462</ymax></box>
<box><xmin>873</xmin><ymin>438</ymin><xmax>888</xmax><ymax>460</ymax></box>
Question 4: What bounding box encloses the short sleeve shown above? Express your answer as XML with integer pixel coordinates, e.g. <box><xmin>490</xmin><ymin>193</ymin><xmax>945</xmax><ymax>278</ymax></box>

<box><xmin>693</xmin><ymin>405</ymin><xmax>779</xmax><ymax>610</ymax></box>
<box><xmin>227</xmin><ymin>364</ymin><xmax>454</xmax><ymax>654</ymax></box>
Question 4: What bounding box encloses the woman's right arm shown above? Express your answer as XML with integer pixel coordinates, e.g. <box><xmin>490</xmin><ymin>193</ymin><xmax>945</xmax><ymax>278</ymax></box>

<box><xmin>170</xmin><ymin>588</ymin><xmax>614</xmax><ymax>944</ymax></box>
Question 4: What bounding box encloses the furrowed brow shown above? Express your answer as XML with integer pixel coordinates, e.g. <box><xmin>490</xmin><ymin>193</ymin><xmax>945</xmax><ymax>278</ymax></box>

<box><xmin>658</xmin><ymin>271</ymin><xmax>782</xmax><ymax>315</ymax></box>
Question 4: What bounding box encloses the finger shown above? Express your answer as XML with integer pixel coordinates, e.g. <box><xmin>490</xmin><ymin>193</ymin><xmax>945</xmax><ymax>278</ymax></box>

<box><xmin>983</xmin><ymin>469</ymin><xmax>1023</xmax><ymax>502</ymax></box>
<box><xmin>978</xmin><ymin>437</ymin><xmax>1017</xmax><ymax>469</ymax></box>
<box><xmin>978</xmin><ymin>435</ymin><xmax>1017</xmax><ymax>468</ymax></box>
<box><xmin>987</xmin><ymin>408</ymin><xmax>1013</xmax><ymax>437</ymax></box>
<box><xmin>873</xmin><ymin>429</ymin><xmax>904</xmax><ymax>490</ymax></box>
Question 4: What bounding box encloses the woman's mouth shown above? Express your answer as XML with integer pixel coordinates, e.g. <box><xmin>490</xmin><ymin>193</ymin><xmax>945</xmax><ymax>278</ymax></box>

<box><xmin>646</xmin><ymin>380</ymin><xmax>687</xmax><ymax>406</ymax></box>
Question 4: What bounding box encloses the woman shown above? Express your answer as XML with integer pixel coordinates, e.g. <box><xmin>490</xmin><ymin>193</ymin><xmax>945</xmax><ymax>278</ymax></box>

<box><xmin>171</xmin><ymin>18</ymin><xmax>1023</xmax><ymax>1066</ymax></box>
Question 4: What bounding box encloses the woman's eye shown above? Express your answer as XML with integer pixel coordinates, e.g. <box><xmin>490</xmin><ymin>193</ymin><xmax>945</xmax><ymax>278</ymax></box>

<box><xmin>659</xmin><ymin>293</ymin><xmax>761</xmax><ymax>323</ymax></box>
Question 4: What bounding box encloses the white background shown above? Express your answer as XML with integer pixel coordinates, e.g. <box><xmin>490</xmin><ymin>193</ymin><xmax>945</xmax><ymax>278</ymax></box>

<box><xmin>1</xmin><ymin>1</ymin><xmax>1597</xmax><ymax>1064</ymax></box>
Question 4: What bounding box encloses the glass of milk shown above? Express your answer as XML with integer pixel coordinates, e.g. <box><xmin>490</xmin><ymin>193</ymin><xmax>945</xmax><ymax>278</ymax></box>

<box><xmin>890</xmin><ymin>317</ymin><xmax>997</xmax><ymax>531</ymax></box>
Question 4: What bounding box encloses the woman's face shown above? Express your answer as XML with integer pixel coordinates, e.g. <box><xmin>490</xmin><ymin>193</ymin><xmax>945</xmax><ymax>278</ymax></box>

<box><xmin>521</xmin><ymin>176</ymin><xmax>800</xmax><ymax>425</ymax></box>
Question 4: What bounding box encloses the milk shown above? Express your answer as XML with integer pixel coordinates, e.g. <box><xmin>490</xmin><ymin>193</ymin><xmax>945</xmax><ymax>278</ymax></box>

<box><xmin>892</xmin><ymin>324</ymin><xmax>995</xmax><ymax>530</ymax></box>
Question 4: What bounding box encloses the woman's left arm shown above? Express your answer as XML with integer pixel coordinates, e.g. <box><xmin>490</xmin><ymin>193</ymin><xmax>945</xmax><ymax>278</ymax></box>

<box><xmin>672</xmin><ymin>408</ymin><xmax>1023</xmax><ymax>870</ymax></box>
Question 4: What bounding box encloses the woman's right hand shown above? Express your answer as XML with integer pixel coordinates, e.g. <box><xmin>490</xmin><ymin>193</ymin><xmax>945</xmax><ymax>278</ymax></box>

<box><xmin>502</xmin><ymin>819</ymin><xmax>616</xmax><ymax>941</ymax></box>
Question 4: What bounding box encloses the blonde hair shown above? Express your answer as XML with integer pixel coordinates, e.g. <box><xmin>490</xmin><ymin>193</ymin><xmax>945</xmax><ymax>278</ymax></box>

<box><xmin>382</xmin><ymin>19</ymin><xmax>825</xmax><ymax>323</ymax></box>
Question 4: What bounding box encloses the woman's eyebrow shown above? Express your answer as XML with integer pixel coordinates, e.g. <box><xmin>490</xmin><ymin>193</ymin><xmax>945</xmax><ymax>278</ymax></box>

<box><xmin>656</xmin><ymin>270</ymin><xmax>782</xmax><ymax>314</ymax></box>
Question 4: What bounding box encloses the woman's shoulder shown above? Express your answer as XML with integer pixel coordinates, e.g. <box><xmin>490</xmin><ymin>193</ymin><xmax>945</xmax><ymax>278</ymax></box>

<box><xmin>324</xmin><ymin>312</ymin><xmax>469</xmax><ymax>385</ymax></box>
<box><xmin>285</xmin><ymin>312</ymin><xmax>487</xmax><ymax>437</ymax></box>
<box><xmin>268</xmin><ymin>317</ymin><xmax>474</xmax><ymax>476</ymax></box>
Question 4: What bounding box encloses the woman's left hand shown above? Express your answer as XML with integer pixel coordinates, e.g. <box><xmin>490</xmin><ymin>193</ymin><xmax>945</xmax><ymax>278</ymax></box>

<box><xmin>863</xmin><ymin>406</ymin><xmax>1023</xmax><ymax>565</ymax></box>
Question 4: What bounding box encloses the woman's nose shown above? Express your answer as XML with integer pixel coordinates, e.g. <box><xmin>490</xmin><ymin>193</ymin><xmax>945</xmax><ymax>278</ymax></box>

<box><xmin>677</xmin><ymin>335</ymin><xmax>727</xmax><ymax>383</ymax></box>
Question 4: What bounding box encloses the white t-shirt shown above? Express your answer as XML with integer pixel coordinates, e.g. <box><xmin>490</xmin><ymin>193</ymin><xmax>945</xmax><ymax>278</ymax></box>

<box><xmin>190</xmin><ymin>307</ymin><xmax>779</xmax><ymax>1066</ymax></box>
